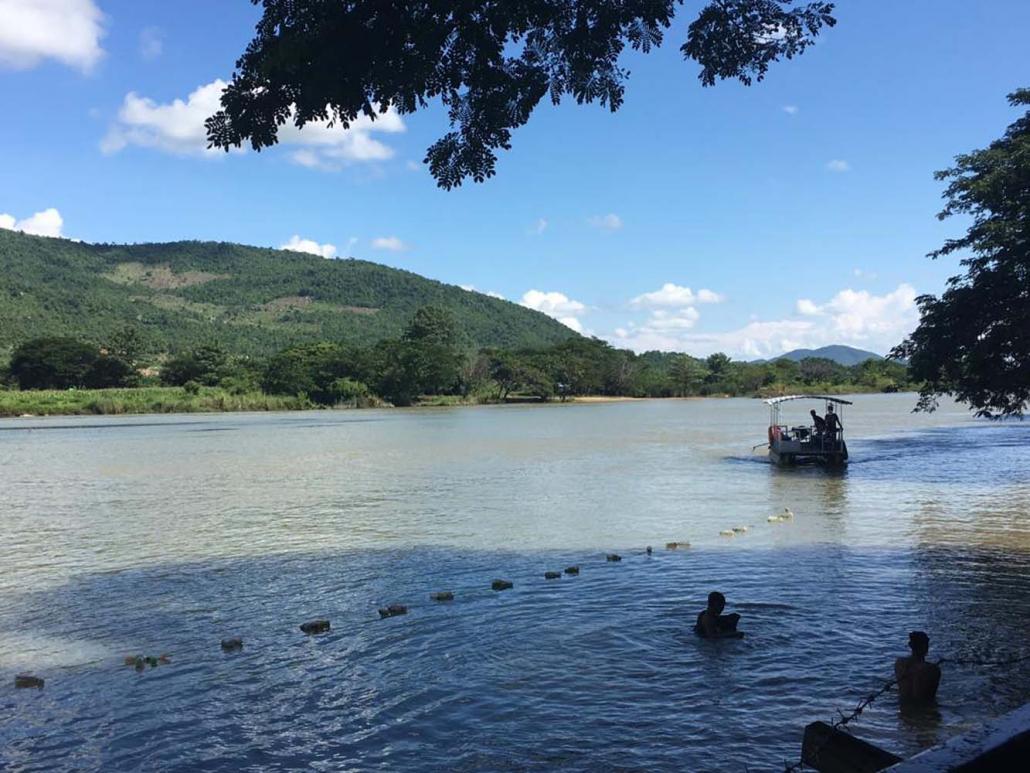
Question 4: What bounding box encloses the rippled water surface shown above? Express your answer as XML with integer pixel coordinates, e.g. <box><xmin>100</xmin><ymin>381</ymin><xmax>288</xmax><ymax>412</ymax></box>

<box><xmin>2</xmin><ymin>395</ymin><xmax>1029</xmax><ymax>771</ymax></box>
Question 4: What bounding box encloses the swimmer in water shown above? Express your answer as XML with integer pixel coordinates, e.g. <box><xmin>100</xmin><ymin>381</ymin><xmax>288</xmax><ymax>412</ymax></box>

<box><xmin>895</xmin><ymin>631</ymin><xmax>941</xmax><ymax>704</ymax></box>
<box><xmin>695</xmin><ymin>591</ymin><xmax>742</xmax><ymax>638</ymax></box>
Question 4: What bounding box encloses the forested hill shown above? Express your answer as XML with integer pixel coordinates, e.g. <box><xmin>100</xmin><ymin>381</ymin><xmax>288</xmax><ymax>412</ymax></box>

<box><xmin>0</xmin><ymin>229</ymin><xmax>575</xmax><ymax>358</ymax></box>
<box><xmin>751</xmin><ymin>345</ymin><xmax>883</xmax><ymax>366</ymax></box>
<box><xmin>773</xmin><ymin>345</ymin><xmax>883</xmax><ymax>366</ymax></box>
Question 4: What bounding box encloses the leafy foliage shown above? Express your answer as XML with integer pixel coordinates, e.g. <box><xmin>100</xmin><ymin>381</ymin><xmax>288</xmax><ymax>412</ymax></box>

<box><xmin>5</xmin><ymin>321</ymin><xmax>910</xmax><ymax>409</ymax></box>
<box><xmin>161</xmin><ymin>344</ymin><xmax>232</xmax><ymax>386</ymax></box>
<box><xmin>8</xmin><ymin>337</ymin><xmax>135</xmax><ymax>390</ymax></box>
<box><xmin>403</xmin><ymin>305</ymin><xmax>461</xmax><ymax>348</ymax></box>
<box><xmin>0</xmin><ymin>385</ymin><xmax>307</xmax><ymax>418</ymax></box>
<box><xmin>893</xmin><ymin>89</ymin><xmax>1030</xmax><ymax>417</ymax></box>
<box><xmin>207</xmin><ymin>0</ymin><xmax>835</xmax><ymax>188</ymax></box>
<box><xmin>261</xmin><ymin>342</ymin><xmax>364</xmax><ymax>405</ymax></box>
<box><xmin>0</xmin><ymin>229</ymin><xmax>575</xmax><ymax>362</ymax></box>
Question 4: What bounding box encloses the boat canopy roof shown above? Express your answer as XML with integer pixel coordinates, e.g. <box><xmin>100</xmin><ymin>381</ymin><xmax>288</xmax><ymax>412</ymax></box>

<box><xmin>764</xmin><ymin>394</ymin><xmax>854</xmax><ymax>406</ymax></box>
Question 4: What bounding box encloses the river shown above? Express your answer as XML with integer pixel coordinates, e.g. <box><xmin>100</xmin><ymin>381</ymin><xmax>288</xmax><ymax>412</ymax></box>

<box><xmin>1</xmin><ymin>394</ymin><xmax>1029</xmax><ymax>771</ymax></box>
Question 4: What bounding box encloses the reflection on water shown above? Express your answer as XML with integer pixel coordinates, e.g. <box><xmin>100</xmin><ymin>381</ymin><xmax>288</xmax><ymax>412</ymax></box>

<box><xmin>1</xmin><ymin>394</ymin><xmax>1028</xmax><ymax>771</ymax></box>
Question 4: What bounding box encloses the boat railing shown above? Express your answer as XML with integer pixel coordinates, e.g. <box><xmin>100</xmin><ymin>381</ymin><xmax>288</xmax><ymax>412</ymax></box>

<box><xmin>780</xmin><ymin>423</ymin><xmax>844</xmax><ymax>452</ymax></box>
<box><xmin>772</xmin><ymin>423</ymin><xmax>845</xmax><ymax>452</ymax></box>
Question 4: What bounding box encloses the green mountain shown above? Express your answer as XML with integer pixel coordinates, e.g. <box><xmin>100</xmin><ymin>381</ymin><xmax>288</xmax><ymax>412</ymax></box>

<box><xmin>0</xmin><ymin>229</ymin><xmax>575</xmax><ymax>360</ymax></box>
<box><xmin>770</xmin><ymin>345</ymin><xmax>883</xmax><ymax>366</ymax></box>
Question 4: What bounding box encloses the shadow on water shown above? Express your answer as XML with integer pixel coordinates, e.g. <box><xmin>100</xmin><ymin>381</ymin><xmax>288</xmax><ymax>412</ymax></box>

<box><xmin>3</xmin><ymin>544</ymin><xmax>1030</xmax><ymax>772</ymax></box>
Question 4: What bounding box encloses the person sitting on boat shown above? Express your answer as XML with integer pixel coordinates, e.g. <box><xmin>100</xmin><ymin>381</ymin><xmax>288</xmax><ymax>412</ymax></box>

<box><xmin>824</xmin><ymin>405</ymin><xmax>843</xmax><ymax>439</ymax></box>
<box><xmin>695</xmin><ymin>591</ymin><xmax>742</xmax><ymax>638</ymax></box>
<box><xmin>810</xmin><ymin>409</ymin><xmax>827</xmax><ymax>435</ymax></box>
<box><xmin>894</xmin><ymin>631</ymin><xmax>941</xmax><ymax>704</ymax></box>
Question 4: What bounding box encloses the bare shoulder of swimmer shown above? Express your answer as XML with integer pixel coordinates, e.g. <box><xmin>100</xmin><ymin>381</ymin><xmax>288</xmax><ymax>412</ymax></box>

<box><xmin>701</xmin><ymin>611</ymin><xmax>721</xmax><ymax>637</ymax></box>
<box><xmin>895</xmin><ymin>656</ymin><xmax>915</xmax><ymax>684</ymax></box>
<box><xmin>917</xmin><ymin>662</ymin><xmax>942</xmax><ymax>692</ymax></box>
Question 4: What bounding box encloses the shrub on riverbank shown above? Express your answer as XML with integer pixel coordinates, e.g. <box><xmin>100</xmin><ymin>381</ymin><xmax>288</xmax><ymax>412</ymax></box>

<box><xmin>0</xmin><ymin>386</ymin><xmax>309</xmax><ymax>417</ymax></box>
<box><xmin>1</xmin><ymin>306</ymin><xmax>915</xmax><ymax>417</ymax></box>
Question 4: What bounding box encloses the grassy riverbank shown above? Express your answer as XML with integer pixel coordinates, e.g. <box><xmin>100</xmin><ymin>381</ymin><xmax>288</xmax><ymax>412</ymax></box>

<box><xmin>0</xmin><ymin>386</ymin><xmax>309</xmax><ymax>417</ymax></box>
<box><xmin>0</xmin><ymin>384</ymin><xmax>907</xmax><ymax>418</ymax></box>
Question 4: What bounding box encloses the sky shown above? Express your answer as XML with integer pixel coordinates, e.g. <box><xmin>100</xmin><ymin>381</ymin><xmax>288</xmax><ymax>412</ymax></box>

<box><xmin>1</xmin><ymin>0</ymin><xmax>1028</xmax><ymax>359</ymax></box>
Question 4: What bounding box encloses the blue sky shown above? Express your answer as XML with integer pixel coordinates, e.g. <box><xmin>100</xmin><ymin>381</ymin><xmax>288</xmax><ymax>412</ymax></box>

<box><xmin>1</xmin><ymin>0</ymin><xmax>1028</xmax><ymax>358</ymax></box>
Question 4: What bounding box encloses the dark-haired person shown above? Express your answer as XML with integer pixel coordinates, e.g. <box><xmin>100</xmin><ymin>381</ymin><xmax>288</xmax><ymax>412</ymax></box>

<box><xmin>895</xmin><ymin>631</ymin><xmax>941</xmax><ymax>703</ymax></box>
<box><xmin>824</xmin><ymin>404</ymin><xmax>842</xmax><ymax>438</ymax></box>
<box><xmin>810</xmin><ymin>409</ymin><xmax>827</xmax><ymax>437</ymax></box>
<box><xmin>695</xmin><ymin>591</ymin><xmax>742</xmax><ymax>639</ymax></box>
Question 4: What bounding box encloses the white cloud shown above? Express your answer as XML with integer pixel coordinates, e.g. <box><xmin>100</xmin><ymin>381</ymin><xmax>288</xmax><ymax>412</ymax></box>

<box><xmin>609</xmin><ymin>283</ymin><xmax>919</xmax><ymax>358</ymax></box>
<box><xmin>796</xmin><ymin>298</ymin><xmax>821</xmax><ymax>316</ymax></box>
<box><xmin>852</xmin><ymin>268</ymin><xmax>878</xmax><ymax>280</ymax></box>
<box><xmin>645</xmin><ymin>308</ymin><xmax>700</xmax><ymax>331</ymax></box>
<box><xmin>529</xmin><ymin>217</ymin><xmax>548</xmax><ymax>235</ymax></box>
<box><xmin>697</xmin><ymin>289</ymin><xmax>724</xmax><ymax>303</ymax></box>
<box><xmin>588</xmin><ymin>213</ymin><xmax>623</xmax><ymax>231</ymax></box>
<box><xmin>100</xmin><ymin>79</ymin><xmax>227</xmax><ymax>155</ymax></box>
<box><xmin>405</xmin><ymin>160</ymin><xmax>421</xmax><ymax>172</ymax></box>
<box><xmin>0</xmin><ymin>0</ymin><xmax>105</xmax><ymax>72</ymax></box>
<box><xmin>608</xmin><ymin>307</ymin><xmax>701</xmax><ymax>352</ymax></box>
<box><xmin>615</xmin><ymin>282</ymin><xmax>726</xmax><ymax>351</ymax></box>
<box><xmin>280</xmin><ymin>235</ymin><xmax>336</xmax><ymax>259</ymax></box>
<box><xmin>138</xmin><ymin>26</ymin><xmax>162</xmax><ymax>60</ymax></box>
<box><xmin>819</xmin><ymin>284</ymin><xmax>917</xmax><ymax>341</ymax></box>
<box><xmin>101</xmin><ymin>78</ymin><xmax>405</xmax><ymax>165</ymax></box>
<box><xmin>782</xmin><ymin>105</ymin><xmax>799</xmax><ymax>115</ymax></box>
<box><xmin>371</xmin><ymin>236</ymin><xmax>408</xmax><ymax>252</ymax></box>
<box><xmin>289</xmin><ymin>149</ymin><xmax>323</xmax><ymax>169</ymax></box>
<box><xmin>0</xmin><ymin>207</ymin><xmax>64</xmax><ymax>237</ymax></box>
<box><xmin>631</xmin><ymin>283</ymin><xmax>724</xmax><ymax>308</ymax></box>
<box><xmin>826</xmin><ymin>159</ymin><xmax>851</xmax><ymax>173</ymax></box>
<box><xmin>278</xmin><ymin>109</ymin><xmax>404</xmax><ymax>167</ymax></box>
<box><xmin>520</xmin><ymin>289</ymin><xmax>588</xmax><ymax>333</ymax></box>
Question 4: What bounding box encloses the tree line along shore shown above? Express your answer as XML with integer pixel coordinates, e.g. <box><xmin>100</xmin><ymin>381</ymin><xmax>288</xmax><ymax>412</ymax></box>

<box><xmin>0</xmin><ymin>305</ymin><xmax>912</xmax><ymax>418</ymax></box>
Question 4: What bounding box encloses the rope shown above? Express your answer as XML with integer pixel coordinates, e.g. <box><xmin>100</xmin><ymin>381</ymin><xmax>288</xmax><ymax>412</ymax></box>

<box><xmin>782</xmin><ymin>653</ymin><xmax>1030</xmax><ymax>772</ymax></box>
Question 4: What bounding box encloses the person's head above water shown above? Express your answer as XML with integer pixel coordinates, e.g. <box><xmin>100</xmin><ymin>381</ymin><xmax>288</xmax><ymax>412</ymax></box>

<box><xmin>909</xmin><ymin>631</ymin><xmax>930</xmax><ymax>658</ymax></box>
<box><xmin>707</xmin><ymin>591</ymin><xmax>726</xmax><ymax>614</ymax></box>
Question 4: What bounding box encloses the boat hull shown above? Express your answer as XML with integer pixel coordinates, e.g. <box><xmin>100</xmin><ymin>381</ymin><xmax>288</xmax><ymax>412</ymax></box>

<box><xmin>769</xmin><ymin>442</ymin><xmax>848</xmax><ymax>467</ymax></box>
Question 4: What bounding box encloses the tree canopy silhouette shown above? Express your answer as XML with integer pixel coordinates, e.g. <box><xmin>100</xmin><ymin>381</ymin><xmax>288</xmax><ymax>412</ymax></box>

<box><xmin>893</xmin><ymin>89</ymin><xmax>1030</xmax><ymax>418</ymax></box>
<box><xmin>206</xmin><ymin>0</ymin><xmax>836</xmax><ymax>188</ymax></box>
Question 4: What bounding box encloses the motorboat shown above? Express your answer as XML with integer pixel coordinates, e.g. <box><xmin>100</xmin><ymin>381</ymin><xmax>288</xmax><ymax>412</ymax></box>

<box><xmin>764</xmin><ymin>395</ymin><xmax>851</xmax><ymax>467</ymax></box>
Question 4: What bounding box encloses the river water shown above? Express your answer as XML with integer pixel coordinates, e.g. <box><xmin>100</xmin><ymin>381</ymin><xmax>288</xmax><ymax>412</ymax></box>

<box><xmin>1</xmin><ymin>394</ymin><xmax>1028</xmax><ymax>771</ymax></box>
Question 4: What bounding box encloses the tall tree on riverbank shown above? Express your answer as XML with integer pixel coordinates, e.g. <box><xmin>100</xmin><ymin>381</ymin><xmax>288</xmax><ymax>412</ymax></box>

<box><xmin>8</xmin><ymin>337</ymin><xmax>135</xmax><ymax>390</ymax></box>
<box><xmin>893</xmin><ymin>89</ymin><xmax>1030</xmax><ymax>418</ymax></box>
<box><xmin>207</xmin><ymin>1</ymin><xmax>836</xmax><ymax>188</ymax></box>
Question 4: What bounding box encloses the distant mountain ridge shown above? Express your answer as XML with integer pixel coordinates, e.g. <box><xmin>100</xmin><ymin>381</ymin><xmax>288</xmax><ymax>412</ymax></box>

<box><xmin>757</xmin><ymin>345</ymin><xmax>883</xmax><ymax>366</ymax></box>
<box><xmin>0</xmin><ymin>229</ymin><xmax>576</xmax><ymax>358</ymax></box>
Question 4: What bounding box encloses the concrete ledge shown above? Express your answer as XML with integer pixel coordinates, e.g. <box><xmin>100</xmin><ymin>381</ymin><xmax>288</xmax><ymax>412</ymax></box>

<box><xmin>885</xmin><ymin>701</ymin><xmax>1030</xmax><ymax>772</ymax></box>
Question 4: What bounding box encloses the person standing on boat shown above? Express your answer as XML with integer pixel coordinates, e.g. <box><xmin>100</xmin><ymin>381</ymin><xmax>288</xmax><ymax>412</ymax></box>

<box><xmin>895</xmin><ymin>631</ymin><xmax>941</xmax><ymax>704</ymax></box>
<box><xmin>810</xmin><ymin>409</ymin><xmax>827</xmax><ymax>436</ymax></box>
<box><xmin>824</xmin><ymin>404</ymin><xmax>842</xmax><ymax>440</ymax></box>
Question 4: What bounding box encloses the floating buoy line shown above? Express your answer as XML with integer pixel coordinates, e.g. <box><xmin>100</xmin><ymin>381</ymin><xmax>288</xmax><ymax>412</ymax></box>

<box><xmin>12</xmin><ymin>508</ymin><xmax>803</xmax><ymax>690</ymax></box>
